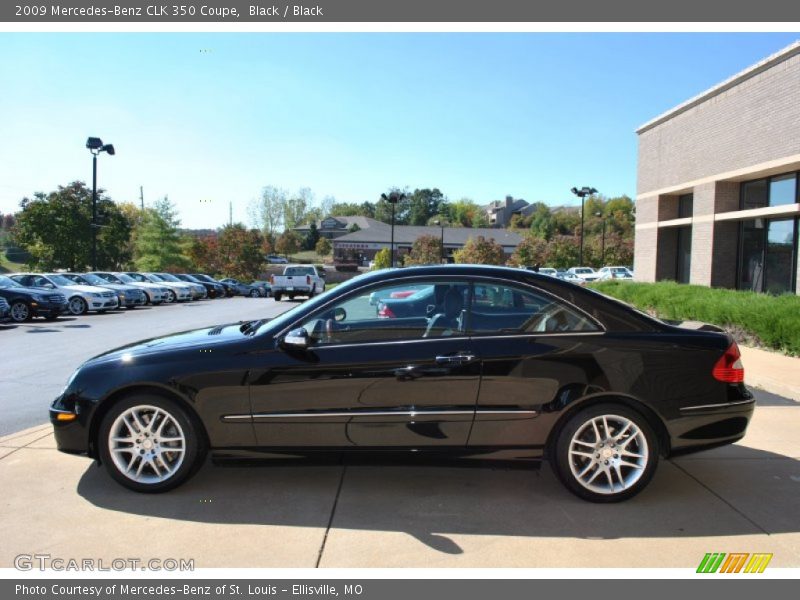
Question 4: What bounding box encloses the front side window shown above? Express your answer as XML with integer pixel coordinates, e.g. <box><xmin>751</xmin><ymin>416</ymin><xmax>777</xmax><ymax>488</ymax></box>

<box><xmin>470</xmin><ymin>282</ymin><xmax>599</xmax><ymax>335</ymax></box>
<box><xmin>296</xmin><ymin>280</ymin><xmax>469</xmax><ymax>345</ymax></box>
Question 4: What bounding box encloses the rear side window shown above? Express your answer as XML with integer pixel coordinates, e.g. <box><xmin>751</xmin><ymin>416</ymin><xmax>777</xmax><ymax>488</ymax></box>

<box><xmin>470</xmin><ymin>283</ymin><xmax>599</xmax><ymax>335</ymax></box>
<box><xmin>284</xmin><ymin>267</ymin><xmax>314</xmax><ymax>277</ymax></box>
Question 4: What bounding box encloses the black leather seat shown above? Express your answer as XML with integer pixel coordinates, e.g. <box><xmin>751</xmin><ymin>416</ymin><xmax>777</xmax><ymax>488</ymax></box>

<box><xmin>423</xmin><ymin>288</ymin><xmax>464</xmax><ymax>338</ymax></box>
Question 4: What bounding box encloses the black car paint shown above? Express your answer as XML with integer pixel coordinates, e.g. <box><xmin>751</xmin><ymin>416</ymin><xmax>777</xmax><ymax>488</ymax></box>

<box><xmin>0</xmin><ymin>275</ymin><xmax>66</xmax><ymax>320</ymax></box>
<box><xmin>51</xmin><ymin>265</ymin><xmax>753</xmax><ymax>464</ymax></box>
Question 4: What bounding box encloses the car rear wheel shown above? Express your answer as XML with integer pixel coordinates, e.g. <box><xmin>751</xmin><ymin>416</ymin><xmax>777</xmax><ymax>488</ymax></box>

<box><xmin>165</xmin><ymin>290</ymin><xmax>176</xmax><ymax>303</ymax></box>
<box><xmin>68</xmin><ymin>296</ymin><xmax>88</xmax><ymax>315</ymax></box>
<box><xmin>553</xmin><ymin>403</ymin><xmax>658</xmax><ymax>503</ymax></box>
<box><xmin>10</xmin><ymin>301</ymin><xmax>31</xmax><ymax>322</ymax></box>
<box><xmin>274</xmin><ymin>293</ymin><xmax>282</xmax><ymax>301</ymax></box>
<box><xmin>98</xmin><ymin>395</ymin><xmax>206</xmax><ymax>493</ymax></box>
<box><xmin>249</xmin><ymin>289</ymin><xmax>259</xmax><ymax>297</ymax></box>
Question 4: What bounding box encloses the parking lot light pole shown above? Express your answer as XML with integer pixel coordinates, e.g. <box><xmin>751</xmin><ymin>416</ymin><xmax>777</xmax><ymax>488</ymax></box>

<box><xmin>381</xmin><ymin>192</ymin><xmax>404</xmax><ymax>267</ymax></box>
<box><xmin>571</xmin><ymin>186</ymin><xmax>597</xmax><ymax>267</ymax></box>
<box><xmin>595</xmin><ymin>211</ymin><xmax>606</xmax><ymax>267</ymax></box>
<box><xmin>86</xmin><ymin>137</ymin><xmax>115</xmax><ymax>270</ymax></box>
<box><xmin>434</xmin><ymin>219</ymin><xmax>445</xmax><ymax>263</ymax></box>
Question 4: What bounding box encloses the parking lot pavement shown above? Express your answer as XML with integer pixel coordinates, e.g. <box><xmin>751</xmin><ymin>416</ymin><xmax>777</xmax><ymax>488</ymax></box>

<box><xmin>1</xmin><ymin>400</ymin><xmax>798</xmax><ymax>568</ymax></box>
<box><xmin>0</xmin><ymin>297</ymin><xmax>295</xmax><ymax>436</ymax></box>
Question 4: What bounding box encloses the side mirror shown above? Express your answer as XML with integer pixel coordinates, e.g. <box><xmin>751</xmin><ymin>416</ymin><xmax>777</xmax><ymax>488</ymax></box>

<box><xmin>282</xmin><ymin>327</ymin><xmax>311</xmax><ymax>349</ymax></box>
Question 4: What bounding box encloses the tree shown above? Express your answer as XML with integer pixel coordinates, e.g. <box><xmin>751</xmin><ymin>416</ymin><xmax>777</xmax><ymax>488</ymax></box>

<box><xmin>249</xmin><ymin>185</ymin><xmax>287</xmax><ymax>236</ymax></box>
<box><xmin>284</xmin><ymin>187</ymin><xmax>313</xmax><ymax>229</ymax></box>
<box><xmin>404</xmin><ymin>234</ymin><xmax>442</xmax><ymax>266</ymax></box>
<box><xmin>134</xmin><ymin>196</ymin><xmax>191</xmax><ymax>271</ymax></box>
<box><xmin>329</xmin><ymin>201</ymin><xmax>375</xmax><ymax>218</ymax></box>
<box><xmin>528</xmin><ymin>202</ymin><xmax>555</xmax><ymax>240</ymax></box>
<box><xmin>453</xmin><ymin>236</ymin><xmax>505</xmax><ymax>265</ymax></box>
<box><xmin>446</xmin><ymin>198</ymin><xmax>489</xmax><ymax>228</ymax></box>
<box><xmin>217</xmin><ymin>224</ymin><xmax>265</xmax><ymax>280</ymax></box>
<box><xmin>509</xmin><ymin>235</ymin><xmax>548</xmax><ymax>267</ymax></box>
<box><xmin>372</xmin><ymin>247</ymin><xmax>391</xmax><ymax>270</ymax></box>
<box><xmin>315</xmin><ymin>237</ymin><xmax>332</xmax><ymax>257</ymax></box>
<box><xmin>275</xmin><ymin>230</ymin><xmax>301</xmax><ymax>259</ymax></box>
<box><xmin>304</xmin><ymin>222</ymin><xmax>320</xmax><ymax>251</ymax></box>
<box><xmin>547</xmin><ymin>235</ymin><xmax>581</xmax><ymax>269</ymax></box>
<box><xmin>374</xmin><ymin>188</ymin><xmax>410</xmax><ymax>224</ymax></box>
<box><xmin>187</xmin><ymin>234</ymin><xmax>221</xmax><ymax>274</ymax></box>
<box><xmin>348</xmin><ymin>223</ymin><xmax>360</xmax><ymax>233</ymax></box>
<box><xmin>407</xmin><ymin>188</ymin><xmax>446</xmax><ymax>226</ymax></box>
<box><xmin>13</xmin><ymin>181</ymin><xmax>133</xmax><ymax>271</ymax></box>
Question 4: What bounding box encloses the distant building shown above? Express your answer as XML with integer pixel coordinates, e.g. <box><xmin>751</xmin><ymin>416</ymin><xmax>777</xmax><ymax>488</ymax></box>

<box><xmin>333</xmin><ymin>224</ymin><xmax>524</xmax><ymax>265</ymax></box>
<box><xmin>483</xmin><ymin>196</ymin><xmax>534</xmax><ymax>227</ymax></box>
<box><xmin>294</xmin><ymin>216</ymin><xmax>385</xmax><ymax>240</ymax></box>
<box><xmin>635</xmin><ymin>41</ymin><xmax>800</xmax><ymax>295</ymax></box>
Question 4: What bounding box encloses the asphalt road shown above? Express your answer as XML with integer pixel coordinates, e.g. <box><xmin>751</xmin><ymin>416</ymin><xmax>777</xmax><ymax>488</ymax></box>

<box><xmin>0</xmin><ymin>296</ymin><xmax>297</xmax><ymax>436</ymax></box>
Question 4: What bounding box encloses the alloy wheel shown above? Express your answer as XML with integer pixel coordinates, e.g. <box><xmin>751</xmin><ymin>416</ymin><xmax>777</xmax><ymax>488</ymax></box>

<box><xmin>107</xmin><ymin>405</ymin><xmax>187</xmax><ymax>484</ymax></box>
<box><xmin>567</xmin><ymin>414</ymin><xmax>649</xmax><ymax>495</ymax></box>
<box><xmin>10</xmin><ymin>301</ymin><xmax>30</xmax><ymax>322</ymax></box>
<box><xmin>69</xmin><ymin>296</ymin><xmax>87</xmax><ymax>315</ymax></box>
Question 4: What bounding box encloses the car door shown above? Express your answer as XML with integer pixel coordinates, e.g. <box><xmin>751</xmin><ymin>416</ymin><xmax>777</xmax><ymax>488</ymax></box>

<box><xmin>466</xmin><ymin>278</ymin><xmax>603</xmax><ymax>453</ymax></box>
<box><xmin>248</xmin><ymin>278</ymin><xmax>480</xmax><ymax>449</ymax></box>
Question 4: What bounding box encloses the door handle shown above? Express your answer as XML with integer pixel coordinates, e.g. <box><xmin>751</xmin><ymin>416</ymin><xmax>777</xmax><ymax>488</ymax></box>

<box><xmin>435</xmin><ymin>353</ymin><xmax>477</xmax><ymax>365</ymax></box>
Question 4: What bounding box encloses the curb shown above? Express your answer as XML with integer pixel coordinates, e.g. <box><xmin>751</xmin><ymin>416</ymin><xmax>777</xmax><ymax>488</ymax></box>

<box><xmin>740</xmin><ymin>345</ymin><xmax>800</xmax><ymax>402</ymax></box>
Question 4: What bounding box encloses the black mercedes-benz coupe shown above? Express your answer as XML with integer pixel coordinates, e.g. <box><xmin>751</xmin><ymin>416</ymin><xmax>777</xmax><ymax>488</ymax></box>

<box><xmin>51</xmin><ymin>265</ymin><xmax>753</xmax><ymax>502</ymax></box>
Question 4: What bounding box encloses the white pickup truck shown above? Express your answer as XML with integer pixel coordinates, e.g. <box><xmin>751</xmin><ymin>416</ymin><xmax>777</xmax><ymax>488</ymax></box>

<box><xmin>270</xmin><ymin>265</ymin><xmax>325</xmax><ymax>301</ymax></box>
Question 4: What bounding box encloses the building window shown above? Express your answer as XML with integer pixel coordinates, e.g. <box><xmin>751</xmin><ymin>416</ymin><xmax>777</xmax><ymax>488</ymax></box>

<box><xmin>676</xmin><ymin>226</ymin><xmax>692</xmax><ymax>283</ymax></box>
<box><xmin>678</xmin><ymin>194</ymin><xmax>693</xmax><ymax>218</ymax></box>
<box><xmin>738</xmin><ymin>217</ymin><xmax>798</xmax><ymax>294</ymax></box>
<box><xmin>740</xmin><ymin>172</ymin><xmax>798</xmax><ymax>210</ymax></box>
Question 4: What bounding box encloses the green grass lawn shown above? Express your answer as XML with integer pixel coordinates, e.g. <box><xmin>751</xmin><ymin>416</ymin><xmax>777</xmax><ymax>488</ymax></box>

<box><xmin>0</xmin><ymin>254</ymin><xmax>25</xmax><ymax>274</ymax></box>
<box><xmin>591</xmin><ymin>280</ymin><xmax>800</xmax><ymax>356</ymax></box>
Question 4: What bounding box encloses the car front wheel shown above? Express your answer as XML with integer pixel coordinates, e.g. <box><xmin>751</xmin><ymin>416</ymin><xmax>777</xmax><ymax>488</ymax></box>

<box><xmin>553</xmin><ymin>404</ymin><xmax>658</xmax><ymax>503</ymax></box>
<box><xmin>68</xmin><ymin>296</ymin><xmax>88</xmax><ymax>315</ymax></box>
<box><xmin>98</xmin><ymin>395</ymin><xmax>206</xmax><ymax>493</ymax></box>
<box><xmin>10</xmin><ymin>301</ymin><xmax>31</xmax><ymax>322</ymax></box>
<box><xmin>249</xmin><ymin>289</ymin><xmax>259</xmax><ymax>297</ymax></box>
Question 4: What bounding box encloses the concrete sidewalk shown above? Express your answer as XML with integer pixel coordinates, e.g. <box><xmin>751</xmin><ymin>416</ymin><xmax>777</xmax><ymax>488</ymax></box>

<box><xmin>741</xmin><ymin>345</ymin><xmax>800</xmax><ymax>402</ymax></box>
<box><xmin>1</xmin><ymin>399</ymin><xmax>799</xmax><ymax>568</ymax></box>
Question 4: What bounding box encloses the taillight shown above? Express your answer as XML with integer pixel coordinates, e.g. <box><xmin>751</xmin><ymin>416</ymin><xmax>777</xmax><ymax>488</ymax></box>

<box><xmin>712</xmin><ymin>342</ymin><xmax>744</xmax><ymax>383</ymax></box>
<box><xmin>307</xmin><ymin>275</ymin><xmax>311</xmax><ymax>285</ymax></box>
<box><xmin>378</xmin><ymin>303</ymin><xmax>395</xmax><ymax>318</ymax></box>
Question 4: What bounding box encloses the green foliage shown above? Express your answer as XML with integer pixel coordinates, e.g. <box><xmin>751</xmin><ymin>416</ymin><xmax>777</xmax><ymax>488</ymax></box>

<box><xmin>329</xmin><ymin>201</ymin><xmax>375</xmax><ymax>218</ymax></box>
<box><xmin>446</xmin><ymin>198</ymin><xmax>485</xmax><ymax>228</ymax></box>
<box><xmin>528</xmin><ymin>202</ymin><xmax>555</xmax><ymax>240</ymax></box>
<box><xmin>315</xmin><ymin>237</ymin><xmax>332</xmax><ymax>257</ymax></box>
<box><xmin>547</xmin><ymin>235</ymin><xmax>581</xmax><ymax>269</ymax></box>
<box><xmin>249</xmin><ymin>185</ymin><xmax>287</xmax><ymax>236</ymax></box>
<box><xmin>372</xmin><ymin>247</ymin><xmax>391</xmax><ymax>270</ymax></box>
<box><xmin>134</xmin><ymin>196</ymin><xmax>191</xmax><ymax>271</ymax></box>
<box><xmin>14</xmin><ymin>181</ymin><xmax>133</xmax><ymax>271</ymax></box>
<box><xmin>348</xmin><ymin>223</ymin><xmax>361</xmax><ymax>233</ymax></box>
<box><xmin>404</xmin><ymin>234</ymin><xmax>442</xmax><ymax>266</ymax></box>
<box><xmin>592</xmin><ymin>280</ymin><xmax>800</xmax><ymax>356</ymax></box>
<box><xmin>304</xmin><ymin>222</ymin><xmax>320</xmax><ymax>251</ymax></box>
<box><xmin>217</xmin><ymin>224</ymin><xmax>265</xmax><ymax>280</ymax></box>
<box><xmin>509</xmin><ymin>235</ymin><xmax>548</xmax><ymax>267</ymax></box>
<box><xmin>407</xmin><ymin>188</ymin><xmax>446</xmax><ymax>226</ymax></box>
<box><xmin>187</xmin><ymin>235</ymin><xmax>220</xmax><ymax>274</ymax></box>
<box><xmin>275</xmin><ymin>230</ymin><xmax>301</xmax><ymax>258</ymax></box>
<box><xmin>453</xmin><ymin>236</ymin><xmax>505</xmax><ymax>265</ymax></box>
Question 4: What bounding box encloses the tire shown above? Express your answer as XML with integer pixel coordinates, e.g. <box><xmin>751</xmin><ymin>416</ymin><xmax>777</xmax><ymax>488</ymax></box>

<box><xmin>249</xmin><ymin>289</ymin><xmax>259</xmax><ymax>298</ymax></box>
<box><xmin>10</xmin><ymin>301</ymin><xmax>31</xmax><ymax>322</ymax></box>
<box><xmin>166</xmin><ymin>290</ymin><xmax>177</xmax><ymax>303</ymax></box>
<box><xmin>68</xmin><ymin>296</ymin><xmax>88</xmax><ymax>316</ymax></box>
<box><xmin>274</xmin><ymin>293</ymin><xmax>282</xmax><ymax>302</ymax></box>
<box><xmin>552</xmin><ymin>403</ymin><xmax>659</xmax><ymax>503</ymax></box>
<box><xmin>289</xmin><ymin>295</ymin><xmax>295</xmax><ymax>301</ymax></box>
<box><xmin>98</xmin><ymin>395</ymin><xmax>207</xmax><ymax>493</ymax></box>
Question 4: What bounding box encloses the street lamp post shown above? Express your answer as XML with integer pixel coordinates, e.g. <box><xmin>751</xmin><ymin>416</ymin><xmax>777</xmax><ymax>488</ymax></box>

<box><xmin>434</xmin><ymin>219</ymin><xmax>445</xmax><ymax>263</ymax></box>
<box><xmin>86</xmin><ymin>137</ymin><xmax>115</xmax><ymax>270</ymax></box>
<box><xmin>571</xmin><ymin>186</ymin><xmax>597</xmax><ymax>267</ymax></box>
<box><xmin>381</xmin><ymin>192</ymin><xmax>405</xmax><ymax>267</ymax></box>
<box><xmin>595</xmin><ymin>211</ymin><xmax>606</xmax><ymax>267</ymax></box>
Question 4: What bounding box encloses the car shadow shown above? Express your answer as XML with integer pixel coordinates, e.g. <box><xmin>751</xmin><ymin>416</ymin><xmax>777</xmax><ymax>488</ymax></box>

<box><xmin>76</xmin><ymin>445</ymin><xmax>799</xmax><ymax>553</ymax></box>
<box><xmin>752</xmin><ymin>388</ymin><xmax>798</xmax><ymax>406</ymax></box>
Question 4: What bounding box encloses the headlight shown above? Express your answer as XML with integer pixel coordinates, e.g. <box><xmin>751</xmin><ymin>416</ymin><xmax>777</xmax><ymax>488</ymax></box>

<box><xmin>90</xmin><ymin>292</ymin><xmax>103</xmax><ymax>298</ymax></box>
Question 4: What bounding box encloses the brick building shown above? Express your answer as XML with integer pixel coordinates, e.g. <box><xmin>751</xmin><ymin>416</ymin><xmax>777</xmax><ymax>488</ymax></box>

<box><xmin>635</xmin><ymin>41</ymin><xmax>800</xmax><ymax>295</ymax></box>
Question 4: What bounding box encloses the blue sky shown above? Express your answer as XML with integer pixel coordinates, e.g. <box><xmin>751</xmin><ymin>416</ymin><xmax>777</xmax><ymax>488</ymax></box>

<box><xmin>0</xmin><ymin>33</ymin><xmax>798</xmax><ymax>228</ymax></box>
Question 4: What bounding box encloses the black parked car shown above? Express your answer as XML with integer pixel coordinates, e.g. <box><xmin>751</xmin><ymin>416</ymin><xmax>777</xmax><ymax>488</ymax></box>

<box><xmin>175</xmin><ymin>274</ymin><xmax>225</xmax><ymax>299</ymax></box>
<box><xmin>219</xmin><ymin>278</ymin><xmax>262</xmax><ymax>297</ymax></box>
<box><xmin>50</xmin><ymin>265</ymin><xmax>753</xmax><ymax>501</ymax></box>
<box><xmin>192</xmin><ymin>274</ymin><xmax>234</xmax><ymax>297</ymax></box>
<box><xmin>0</xmin><ymin>274</ymin><xmax>67</xmax><ymax>322</ymax></box>
<box><xmin>0</xmin><ymin>296</ymin><xmax>10</xmax><ymax>323</ymax></box>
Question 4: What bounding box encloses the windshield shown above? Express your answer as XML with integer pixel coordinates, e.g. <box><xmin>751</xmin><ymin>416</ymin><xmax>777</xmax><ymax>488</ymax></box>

<box><xmin>81</xmin><ymin>273</ymin><xmax>108</xmax><ymax>285</ymax></box>
<box><xmin>147</xmin><ymin>274</ymin><xmax>165</xmax><ymax>281</ymax></box>
<box><xmin>47</xmin><ymin>274</ymin><xmax>74</xmax><ymax>286</ymax></box>
<box><xmin>0</xmin><ymin>275</ymin><xmax>23</xmax><ymax>288</ymax></box>
<box><xmin>574</xmin><ymin>268</ymin><xmax>593</xmax><ymax>274</ymax></box>
<box><xmin>193</xmin><ymin>274</ymin><xmax>214</xmax><ymax>282</ymax></box>
<box><xmin>157</xmin><ymin>273</ymin><xmax>180</xmax><ymax>282</ymax></box>
<box><xmin>115</xmin><ymin>273</ymin><xmax>135</xmax><ymax>283</ymax></box>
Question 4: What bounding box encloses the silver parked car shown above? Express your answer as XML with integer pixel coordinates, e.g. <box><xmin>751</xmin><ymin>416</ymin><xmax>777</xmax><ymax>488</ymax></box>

<box><xmin>61</xmin><ymin>273</ymin><xmax>147</xmax><ymax>309</ymax></box>
<box><xmin>219</xmin><ymin>278</ymin><xmax>262</xmax><ymax>297</ymax></box>
<box><xmin>153</xmin><ymin>272</ymin><xmax>207</xmax><ymax>299</ymax></box>
<box><xmin>90</xmin><ymin>272</ymin><xmax>169</xmax><ymax>305</ymax></box>
<box><xmin>11</xmin><ymin>273</ymin><xmax>119</xmax><ymax>315</ymax></box>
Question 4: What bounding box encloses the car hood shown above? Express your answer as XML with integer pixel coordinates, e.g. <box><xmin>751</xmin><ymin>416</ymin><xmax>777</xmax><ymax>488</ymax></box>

<box><xmin>88</xmin><ymin>322</ymin><xmax>255</xmax><ymax>364</ymax></box>
<box><xmin>1</xmin><ymin>285</ymin><xmax>56</xmax><ymax>296</ymax></box>
<box><xmin>62</xmin><ymin>284</ymin><xmax>111</xmax><ymax>294</ymax></box>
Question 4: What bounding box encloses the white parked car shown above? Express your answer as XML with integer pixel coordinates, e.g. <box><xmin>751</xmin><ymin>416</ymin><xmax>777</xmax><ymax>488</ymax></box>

<box><xmin>597</xmin><ymin>266</ymin><xmax>634</xmax><ymax>280</ymax></box>
<box><xmin>567</xmin><ymin>267</ymin><xmax>600</xmax><ymax>282</ymax></box>
<box><xmin>11</xmin><ymin>273</ymin><xmax>119</xmax><ymax>315</ymax></box>
<box><xmin>153</xmin><ymin>272</ymin><xmax>207</xmax><ymax>299</ymax></box>
<box><xmin>128</xmin><ymin>272</ymin><xmax>193</xmax><ymax>303</ymax></box>
<box><xmin>90</xmin><ymin>272</ymin><xmax>170</xmax><ymax>305</ymax></box>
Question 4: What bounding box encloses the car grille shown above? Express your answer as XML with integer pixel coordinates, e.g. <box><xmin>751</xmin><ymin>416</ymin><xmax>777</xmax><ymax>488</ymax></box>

<box><xmin>47</xmin><ymin>294</ymin><xmax>67</xmax><ymax>304</ymax></box>
<box><xmin>100</xmin><ymin>291</ymin><xmax>115</xmax><ymax>298</ymax></box>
